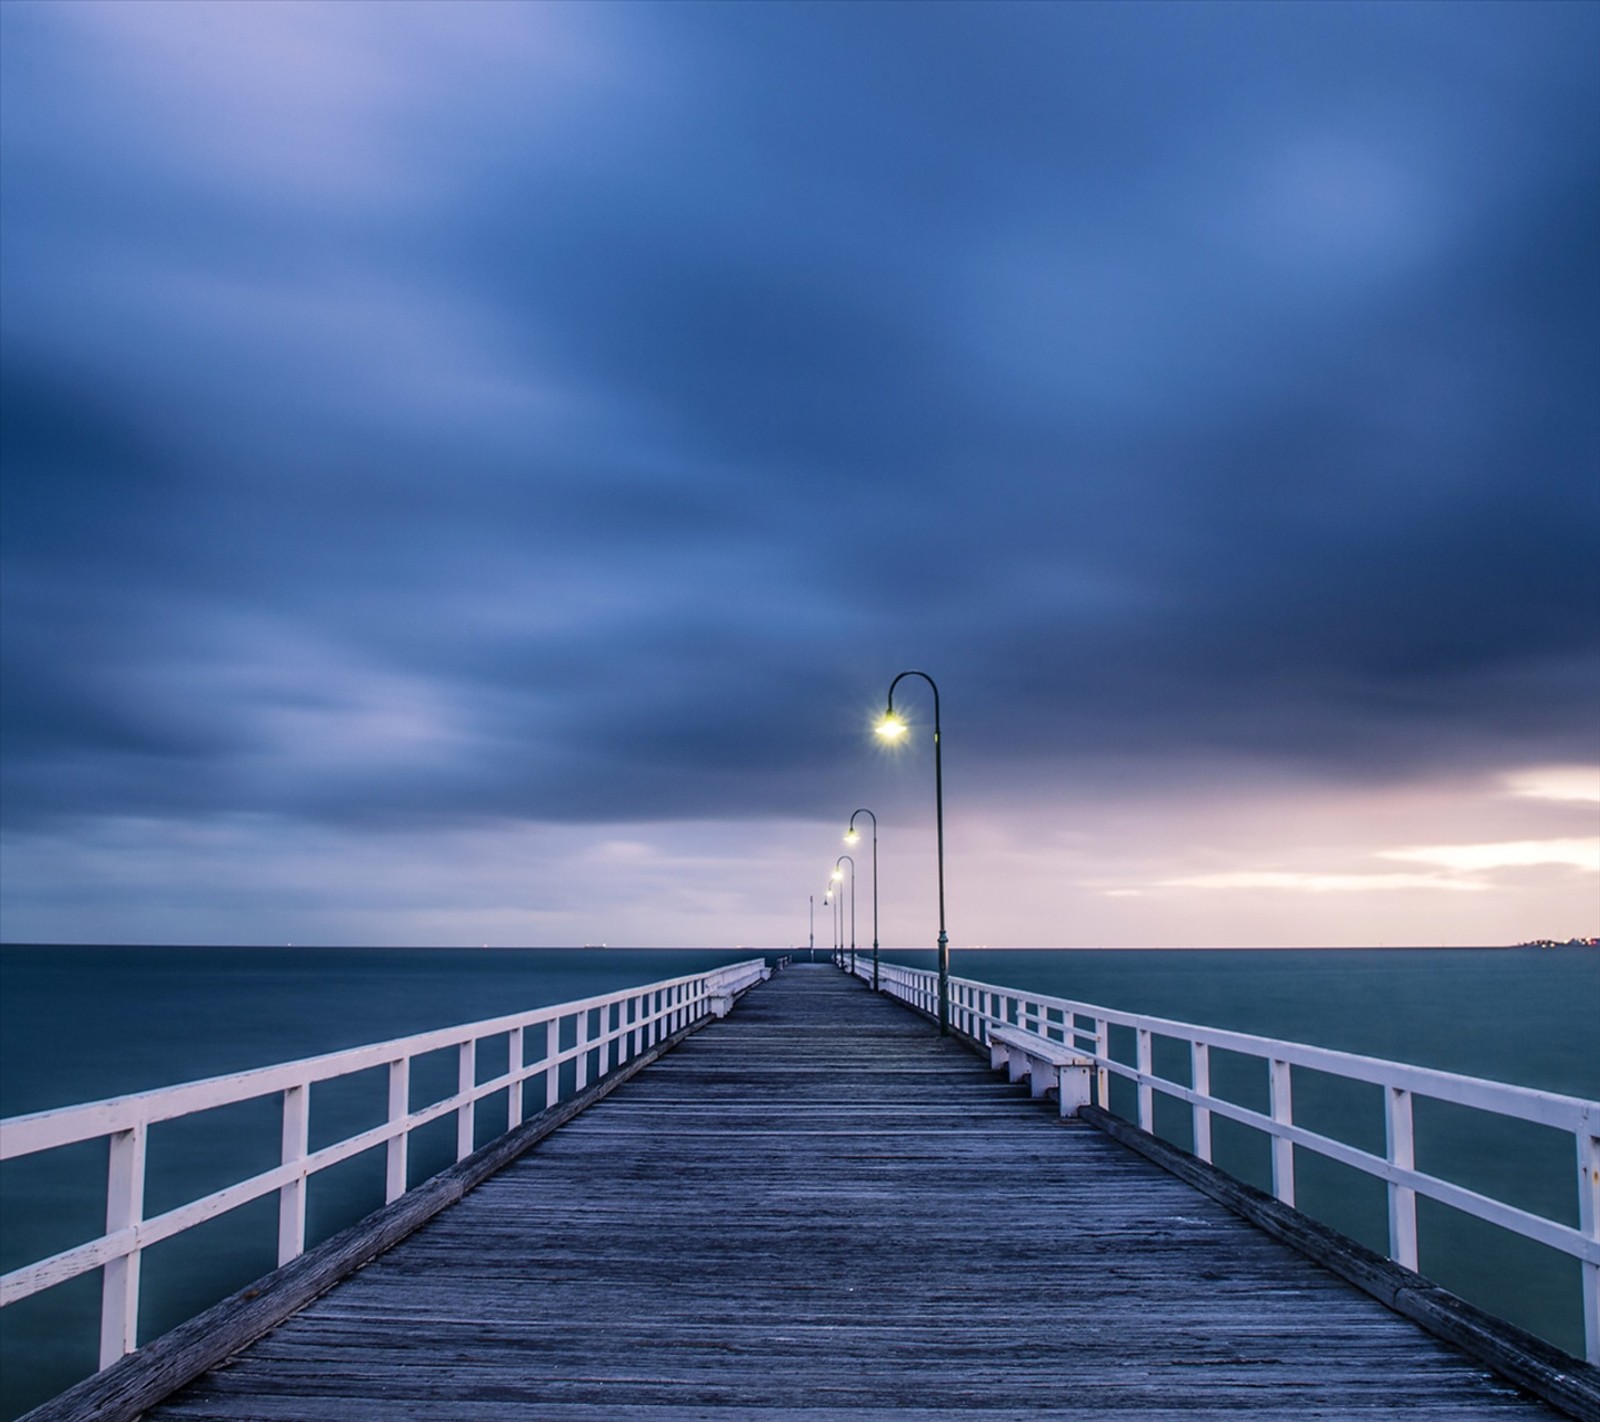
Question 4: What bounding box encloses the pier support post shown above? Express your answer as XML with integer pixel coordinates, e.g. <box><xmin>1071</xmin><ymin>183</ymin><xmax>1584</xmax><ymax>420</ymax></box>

<box><xmin>1385</xmin><ymin>1086</ymin><xmax>1418</xmax><ymax>1271</ymax></box>
<box><xmin>278</xmin><ymin>1085</ymin><xmax>308</xmax><ymax>1266</ymax></box>
<box><xmin>1270</xmin><ymin>1058</ymin><xmax>1295</xmax><ymax>1207</ymax></box>
<box><xmin>386</xmin><ymin>1058</ymin><xmax>410</xmax><ymax>1203</ymax></box>
<box><xmin>1579</xmin><ymin>1113</ymin><xmax>1598</xmax><ymax>1365</ymax></box>
<box><xmin>100</xmin><ymin>1124</ymin><xmax>147</xmax><ymax>1366</ymax></box>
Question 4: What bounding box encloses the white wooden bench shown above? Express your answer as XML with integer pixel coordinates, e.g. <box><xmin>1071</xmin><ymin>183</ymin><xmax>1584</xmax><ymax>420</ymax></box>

<box><xmin>706</xmin><ymin>965</ymin><xmax>773</xmax><ymax>1018</ymax></box>
<box><xmin>987</xmin><ymin>1025</ymin><xmax>1094</xmax><ymax>1117</ymax></box>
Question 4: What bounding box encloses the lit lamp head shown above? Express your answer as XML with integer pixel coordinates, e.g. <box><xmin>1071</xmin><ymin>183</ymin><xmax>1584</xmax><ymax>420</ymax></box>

<box><xmin>830</xmin><ymin>868</ymin><xmax>843</xmax><ymax>883</ymax></box>
<box><xmin>843</xmin><ymin>827</ymin><xmax>859</xmax><ymax>845</ymax></box>
<box><xmin>875</xmin><ymin>711</ymin><xmax>907</xmax><ymax>740</ymax></box>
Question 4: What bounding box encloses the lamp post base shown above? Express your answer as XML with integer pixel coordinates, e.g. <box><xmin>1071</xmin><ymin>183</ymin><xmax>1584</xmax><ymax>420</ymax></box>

<box><xmin>937</xmin><ymin>930</ymin><xmax>949</xmax><ymax>1035</ymax></box>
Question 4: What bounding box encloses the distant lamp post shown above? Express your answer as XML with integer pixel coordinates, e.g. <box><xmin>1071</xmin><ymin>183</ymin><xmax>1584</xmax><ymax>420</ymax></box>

<box><xmin>835</xmin><ymin>855</ymin><xmax>856</xmax><ymax>977</ymax></box>
<box><xmin>876</xmin><ymin>670</ymin><xmax>949</xmax><ymax>1035</ymax></box>
<box><xmin>808</xmin><ymin>894</ymin><xmax>815</xmax><ymax>963</ymax></box>
<box><xmin>845</xmin><ymin>810</ymin><xmax>879</xmax><ymax>990</ymax></box>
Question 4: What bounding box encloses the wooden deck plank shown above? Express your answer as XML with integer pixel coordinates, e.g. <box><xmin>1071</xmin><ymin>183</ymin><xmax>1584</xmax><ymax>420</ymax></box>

<box><xmin>143</xmin><ymin>967</ymin><xmax>1567</xmax><ymax>1419</ymax></box>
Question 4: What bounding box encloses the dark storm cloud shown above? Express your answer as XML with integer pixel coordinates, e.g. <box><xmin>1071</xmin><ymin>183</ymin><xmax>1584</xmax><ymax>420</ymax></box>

<box><xmin>1</xmin><ymin>0</ymin><xmax>1595</xmax><ymax>838</ymax></box>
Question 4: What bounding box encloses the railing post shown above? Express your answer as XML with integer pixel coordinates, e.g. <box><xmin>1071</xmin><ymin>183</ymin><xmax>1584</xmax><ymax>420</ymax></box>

<box><xmin>1191</xmin><ymin>1041</ymin><xmax>1212</xmax><ymax>1164</ymax></box>
<box><xmin>457</xmin><ymin>1040</ymin><xmax>476</xmax><ymax>1161</ymax></box>
<box><xmin>386</xmin><ymin>1057</ymin><xmax>410</xmax><ymax>1203</ymax></box>
<box><xmin>99</xmin><ymin>1122</ymin><xmax>146</xmax><ymax>1367</ymax></box>
<box><xmin>278</xmin><ymin>1084</ymin><xmax>308</xmax><ymax>1266</ymax></box>
<box><xmin>1137</xmin><ymin>1029</ymin><xmax>1154</xmax><ymax>1132</ymax></box>
<box><xmin>1385</xmin><ymin>1086</ymin><xmax>1419</xmax><ymax>1271</ymax></box>
<box><xmin>507</xmin><ymin>1027</ymin><xmax>524</xmax><ymax>1130</ymax></box>
<box><xmin>1270</xmin><ymin>1058</ymin><xmax>1295</xmax><ymax>1206</ymax></box>
<box><xmin>1579</xmin><ymin>1109</ymin><xmax>1598</xmax><ymax>1364</ymax></box>
<box><xmin>575</xmin><ymin>1010</ymin><xmax>590</xmax><ymax>1091</ymax></box>
<box><xmin>546</xmin><ymin>1018</ymin><xmax>561</xmax><ymax>1109</ymax></box>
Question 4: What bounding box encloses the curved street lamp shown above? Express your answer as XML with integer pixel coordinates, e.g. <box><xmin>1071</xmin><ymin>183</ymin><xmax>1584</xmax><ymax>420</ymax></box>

<box><xmin>834</xmin><ymin>855</ymin><xmax>856</xmax><ymax>977</ymax></box>
<box><xmin>845</xmin><ymin>810</ymin><xmax>879</xmax><ymax>990</ymax></box>
<box><xmin>876</xmin><ymin>670</ymin><xmax>948</xmax><ymax>1034</ymax></box>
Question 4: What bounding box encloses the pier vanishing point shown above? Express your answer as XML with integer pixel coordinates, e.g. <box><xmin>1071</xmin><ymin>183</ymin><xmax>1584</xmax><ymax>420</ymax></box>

<box><xmin>4</xmin><ymin>961</ymin><xmax>1598</xmax><ymax>1421</ymax></box>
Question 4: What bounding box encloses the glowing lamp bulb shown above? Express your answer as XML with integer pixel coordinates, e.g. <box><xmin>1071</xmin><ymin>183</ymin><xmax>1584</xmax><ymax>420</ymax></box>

<box><xmin>876</xmin><ymin>713</ymin><xmax>907</xmax><ymax>740</ymax></box>
<box><xmin>831</xmin><ymin>868</ymin><xmax>843</xmax><ymax>882</ymax></box>
<box><xmin>844</xmin><ymin>828</ymin><xmax>859</xmax><ymax>845</ymax></box>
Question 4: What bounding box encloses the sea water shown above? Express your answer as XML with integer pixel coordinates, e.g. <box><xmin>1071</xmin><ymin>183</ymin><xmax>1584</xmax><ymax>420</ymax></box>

<box><xmin>1</xmin><ymin>944</ymin><xmax>1595</xmax><ymax>1418</ymax></box>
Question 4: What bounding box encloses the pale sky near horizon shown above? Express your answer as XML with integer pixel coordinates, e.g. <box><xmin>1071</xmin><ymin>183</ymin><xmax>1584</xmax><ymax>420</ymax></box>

<box><xmin>1</xmin><ymin>1</ymin><xmax>1596</xmax><ymax>949</ymax></box>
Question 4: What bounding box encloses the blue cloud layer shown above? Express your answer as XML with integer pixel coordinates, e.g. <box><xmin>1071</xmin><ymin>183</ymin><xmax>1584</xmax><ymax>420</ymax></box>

<box><xmin>2</xmin><ymin>0</ymin><xmax>1596</xmax><ymax>840</ymax></box>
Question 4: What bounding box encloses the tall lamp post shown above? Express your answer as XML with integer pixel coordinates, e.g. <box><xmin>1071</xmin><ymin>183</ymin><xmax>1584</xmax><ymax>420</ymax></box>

<box><xmin>876</xmin><ymin>670</ymin><xmax>948</xmax><ymax>1035</ymax></box>
<box><xmin>834</xmin><ymin>856</ymin><xmax>856</xmax><ymax>977</ymax></box>
<box><xmin>845</xmin><ymin>809</ymin><xmax>879</xmax><ymax>991</ymax></box>
<box><xmin>808</xmin><ymin>894</ymin><xmax>815</xmax><ymax>963</ymax></box>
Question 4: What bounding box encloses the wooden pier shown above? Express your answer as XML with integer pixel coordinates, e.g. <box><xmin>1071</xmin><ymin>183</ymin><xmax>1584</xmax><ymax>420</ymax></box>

<box><xmin>114</xmin><ymin>965</ymin><xmax>1577</xmax><ymax>1420</ymax></box>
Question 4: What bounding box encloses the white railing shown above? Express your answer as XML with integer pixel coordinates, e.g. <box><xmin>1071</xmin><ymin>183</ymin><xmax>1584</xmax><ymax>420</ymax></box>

<box><xmin>0</xmin><ymin>959</ymin><xmax>768</xmax><ymax>1373</ymax></box>
<box><xmin>852</xmin><ymin>957</ymin><xmax>1600</xmax><ymax>1364</ymax></box>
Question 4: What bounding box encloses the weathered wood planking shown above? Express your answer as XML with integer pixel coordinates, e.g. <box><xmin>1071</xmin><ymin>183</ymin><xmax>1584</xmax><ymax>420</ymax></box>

<box><xmin>138</xmin><ymin>967</ymin><xmax>1567</xmax><ymax>1420</ymax></box>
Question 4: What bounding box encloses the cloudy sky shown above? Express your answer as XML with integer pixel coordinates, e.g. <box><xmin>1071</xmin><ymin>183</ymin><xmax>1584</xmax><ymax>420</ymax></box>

<box><xmin>1</xmin><ymin>0</ymin><xmax>1595</xmax><ymax>949</ymax></box>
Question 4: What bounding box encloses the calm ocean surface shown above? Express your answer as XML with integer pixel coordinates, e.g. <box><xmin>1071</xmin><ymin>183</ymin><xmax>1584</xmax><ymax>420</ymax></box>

<box><xmin>1</xmin><ymin>944</ymin><xmax>1596</xmax><ymax>1417</ymax></box>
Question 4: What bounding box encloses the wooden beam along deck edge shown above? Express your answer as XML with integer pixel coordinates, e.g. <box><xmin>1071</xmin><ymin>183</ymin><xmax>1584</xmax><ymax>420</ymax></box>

<box><xmin>869</xmin><ymin>980</ymin><xmax>1600</xmax><ymax>1421</ymax></box>
<box><xmin>18</xmin><ymin>1013</ymin><xmax>719</xmax><ymax>1422</ymax></box>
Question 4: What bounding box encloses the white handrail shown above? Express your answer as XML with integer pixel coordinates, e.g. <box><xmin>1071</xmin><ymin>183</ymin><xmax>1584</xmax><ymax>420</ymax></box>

<box><xmin>0</xmin><ymin>959</ymin><xmax>768</xmax><ymax>1371</ymax></box>
<box><xmin>851</xmin><ymin>957</ymin><xmax>1600</xmax><ymax>1364</ymax></box>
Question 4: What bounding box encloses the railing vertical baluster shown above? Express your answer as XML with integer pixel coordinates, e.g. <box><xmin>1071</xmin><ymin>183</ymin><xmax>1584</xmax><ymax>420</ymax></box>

<box><xmin>507</xmin><ymin>1027</ymin><xmax>524</xmax><ymax>1130</ymax></box>
<box><xmin>1192</xmin><ymin>1041</ymin><xmax>1212</xmax><ymax>1163</ymax></box>
<box><xmin>1094</xmin><ymin>1016</ymin><xmax>1109</xmax><ymax>1108</ymax></box>
<box><xmin>546</xmin><ymin>1017</ymin><xmax>561</xmax><ymax>1109</ymax></box>
<box><xmin>457</xmin><ymin>1040</ymin><xmax>476</xmax><ymax>1161</ymax></box>
<box><xmin>1386</xmin><ymin>1085</ymin><xmax>1418</xmax><ymax>1271</ymax></box>
<box><xmin>386</xmin><ymin>1057</ymin><xmax>410</xmax><ymax>1203</ymax></box>
<box><xmin>1137</xmin><ymin>1029</ymin><xmax>1154</xmax><ymax>1132</ymax></box>
<box><xmin>1270</xmin><ymin>1058</ymin><xmax>1295</xmax><ymax>1206</ymax></box>
<box><xmin>1578</xmin><ymin>1110</ymin><xmax>1598</xmax><ymax>1364</ymax></box>
<box><xmin>278</xmin><ymin>1084</ymin><xmax>308</xmax><ymax>1266</ymax></box>
<box><xmin>575</xmin><ymin>1009</ymin><xmax>590</xmax><ymax>1091</ymax></box>
<box><xmin>99</xmin><ymin>1122</ymin><xmax>147</xmax><ymax>1366</ymax></box>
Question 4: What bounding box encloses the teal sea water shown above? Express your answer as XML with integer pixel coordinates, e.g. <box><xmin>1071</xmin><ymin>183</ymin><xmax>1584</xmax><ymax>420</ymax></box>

<box><xmin>1</xmin><ymin>944</ymin><xmax>1595</xmax><ymax>1418</ymax></box>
